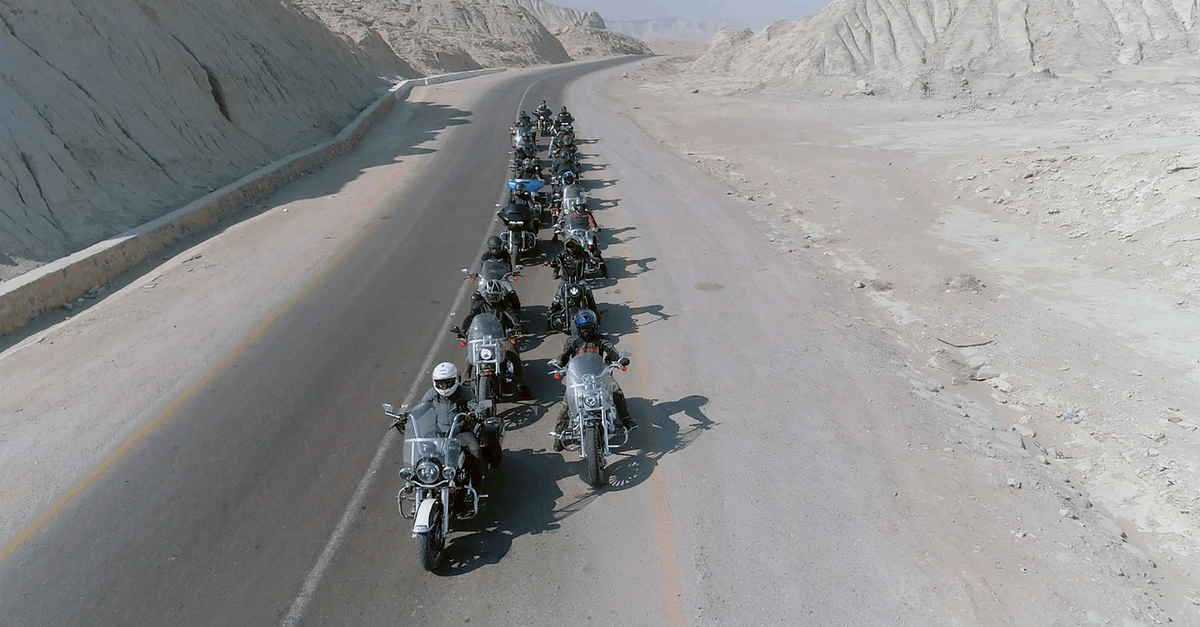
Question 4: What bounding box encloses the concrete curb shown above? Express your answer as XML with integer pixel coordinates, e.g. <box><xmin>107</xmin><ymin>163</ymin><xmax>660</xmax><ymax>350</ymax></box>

<box><xmin>0</xmin><ymin>68</ymin><xmax>505</xmax><ymax>336</ymax></box>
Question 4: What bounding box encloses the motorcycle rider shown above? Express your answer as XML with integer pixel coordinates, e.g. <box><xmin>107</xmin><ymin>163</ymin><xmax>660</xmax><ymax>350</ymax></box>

<box><xmin>417</xmin><ymin>362</ymin><xmax>486</xmax><ymax>485</ymax></box>
<box><xmin>478</xmin><ymin>235</ymin><xmax>521</xmax><ymax>309</ymax></box>
<box><xmin>549</xmin><ymin>310</ymin><xmax>634</xmax><ymax>450</ymax></box>
<box><xmin>556</xmin><ymin>105</ymin><xmax>574</xmax><ymax>128</ymax></box>
<box><xmin>551</xmin><ymin>233</ymin><xmax>606</xmax><ymax>280</ymax></box>
<box><xmin>458</xmin><ymin>281</ymin><xmax>534</xmax><ymax>400</ymax></box>
<box><xmin>535</xmin><ymin>100</ymin><xmax>552</xmax><ymax>122</ymax></box>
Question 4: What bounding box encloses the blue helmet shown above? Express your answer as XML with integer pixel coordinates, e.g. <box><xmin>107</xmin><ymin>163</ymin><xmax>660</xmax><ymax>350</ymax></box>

<box><xmin>562</xmin><ymin>171</ymin><xmax>575</xmax><ymax>183</ymax></box>
<box><xmin>574</xmin><ymin>309</ymin><xmax>597</xmax><ymax>334</ymax></box>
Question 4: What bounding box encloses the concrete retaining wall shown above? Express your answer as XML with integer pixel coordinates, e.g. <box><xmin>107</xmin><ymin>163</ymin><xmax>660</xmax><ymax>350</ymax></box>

<box><xmin>0</xmin><ymin>68</ymin><xmax>504</xmax><ymax>336</ymax></box>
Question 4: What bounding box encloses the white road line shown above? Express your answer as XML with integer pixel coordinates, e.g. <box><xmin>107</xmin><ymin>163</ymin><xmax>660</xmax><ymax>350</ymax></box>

<box><xmin>281</xmin><ymin>74</ymin><xmax>563</xmax><ymax>626</ymax></box>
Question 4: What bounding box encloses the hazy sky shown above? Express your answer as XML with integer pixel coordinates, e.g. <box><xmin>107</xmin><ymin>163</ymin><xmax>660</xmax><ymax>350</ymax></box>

<box><xmin>553</xmin><ymin>0</ymin><xmax>832</xmax><ymax>22</ymax></box>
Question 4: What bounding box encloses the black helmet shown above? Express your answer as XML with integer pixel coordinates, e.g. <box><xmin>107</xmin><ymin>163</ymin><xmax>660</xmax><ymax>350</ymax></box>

<box><xmin>514</xmin><ymin>182</ymin><xmax>527</xmax><ymax>194</ymax></box>
<box><xmin>487</xmin><ymin>235</ymin><xmax>502</xmax><ymax>253</ymax></box>
<box><xmin>561</xmin><ymin>106</ymin><xmax>568</xmax><ymax>113</ymax></box>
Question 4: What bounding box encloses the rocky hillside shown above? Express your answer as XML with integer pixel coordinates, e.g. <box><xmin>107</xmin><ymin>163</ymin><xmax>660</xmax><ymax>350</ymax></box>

<box><xmin>294</xmin><ymin>0</ymin><xmax>636</xmax><ymax>77</ymax></box>
<box><xmin>554</xmin><ymin>26</ymin><xmax>653</xmax><ymax>59</ymax></box>
<box><xmin>0</xmin><ymin>0</ymin><xmax>403</xmax><ymax>278</ymax></box>
<box><xmin>690</xmin><ymin>0</ymin><xmax>1200</xmax><ymax>89</ymax></box>
<box><xmin>508</xmin><ymin>0</ymin><xmax>604</xmax><ymax>30</ymax></box>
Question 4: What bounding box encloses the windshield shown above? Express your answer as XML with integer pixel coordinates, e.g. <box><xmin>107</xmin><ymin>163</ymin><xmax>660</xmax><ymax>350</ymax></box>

<box><xmin>480</xmin><ymin>258</ymin><xmax>509</xmax><ymax>281</ymax></box>
<box><xmin>402</xmin><ymin>402</ymin><xmax>464</xmax><ymax>468</ymax></box>
<box><xmin>564</xmin><ymin>353</ymin><xmax>612</xmax><ymax>418</ymax></box>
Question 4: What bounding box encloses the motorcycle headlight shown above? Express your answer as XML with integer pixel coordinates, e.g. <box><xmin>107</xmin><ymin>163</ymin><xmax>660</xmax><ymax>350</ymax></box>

<box><xmin>442</xmin><ymin>466</ymin><xmax>456</xmax><ymax>480</ymax></box>
<box><xmin>584</xmin><ymin>394</ymin><xmax>599</xmax><ymax>408</ymax></box>
<box><xmin>568</xmin><ymin>286</ymin><xmax>581</xmax><ymax>297</ymax></box>
<box><xmin>479</xmin><ymin>347</ymin><xmax>494</xmax><ymax>360</ymax></box>
<box><xmin>399</xmin><ymin>467</ymin><xmax>414</xmax><ymax>481</ymax></box>
<box><xmin>416</xmin><ymin>460</ymin><xmax>441</xmax><ymax>483</ymax></box>
<box><xmin>511</xmin><ymin>221</ymin><xmax>524</xmax><ymax>226</ymax></box>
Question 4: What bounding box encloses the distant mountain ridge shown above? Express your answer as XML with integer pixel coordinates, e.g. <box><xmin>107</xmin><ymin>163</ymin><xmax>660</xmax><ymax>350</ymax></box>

<box><xmin>690</xmin><ymin>0</ymin><xmax>1200</xmax><ymax>86</ymax></box>
<box><xmin>607</xmin><ymin>18</ymin><xmax>766</xmax><ymax>42</ymax></box>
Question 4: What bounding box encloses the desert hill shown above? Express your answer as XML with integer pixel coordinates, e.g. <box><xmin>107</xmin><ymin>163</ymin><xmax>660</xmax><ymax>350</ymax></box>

<box><xmin>691</xmin><ymin>0</ymin><xmax>1200</xmax><ymax>90</ymax></box>
<box><xmin>0</xmin><ymin>0</ymin><xmax>403</xmax><ymax>278</ymax></box>
<box><xmin>0</xmin><ymin>0</ymin><xmax>648</xmax><ymax>281</ymax></box>
<box><xmin>293</xmin><ymin>0</ymin><xmax>644</xmax><ymax>76</ymax></box>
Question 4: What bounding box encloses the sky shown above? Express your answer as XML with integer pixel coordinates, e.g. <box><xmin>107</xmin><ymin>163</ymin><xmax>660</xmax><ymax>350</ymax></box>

<box><xmin>551</xmin><ymin>0</ymin><xmax>833</xmax><ymax>22</ymax></box>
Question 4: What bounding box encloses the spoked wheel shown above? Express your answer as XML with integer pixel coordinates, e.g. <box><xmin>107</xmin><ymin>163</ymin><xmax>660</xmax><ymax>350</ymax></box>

<box><xmin>416</xmin><ymin>507</ymin><xmax>445</xmax><ymax>571</ymax></box>
<box><xmin>582</xmin><ymin>423</ymin><xmax>604</xmax><ymax>487</ymax></box>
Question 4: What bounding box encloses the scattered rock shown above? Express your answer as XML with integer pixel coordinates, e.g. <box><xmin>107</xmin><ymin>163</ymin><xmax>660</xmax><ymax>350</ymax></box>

<box><xmin>943</xmin><ymin>274</ymin><xmax>986</xmax><ymax>293</ymax></box>
<box><xmin>973</xmin><ymin>366</ymin><xmax>1000</xmax><ymax>381</ymax></box>
<box><xmin>1006</xmin><ymin>477</ymin><xmax>1022</xmax><ymax>488</ymax></box>
<box><xmin>1012</xmin><ymin>424</ymin><xmax>1036</xmax><ymax>438</ymax></box>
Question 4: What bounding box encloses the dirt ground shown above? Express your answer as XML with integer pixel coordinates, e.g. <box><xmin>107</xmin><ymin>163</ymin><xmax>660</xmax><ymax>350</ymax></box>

<box><xmin>613</xmin><ymin>43</ymin><xmax>1200</xmax><ymax>615</ymax></box>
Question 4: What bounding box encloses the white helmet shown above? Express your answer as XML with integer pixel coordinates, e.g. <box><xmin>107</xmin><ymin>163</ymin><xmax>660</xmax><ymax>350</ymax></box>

<box><xmin>481</xmin><ymin>279</ymin><xmax>504</xmax><ymax>304</ymax></box>
<box><xmin>432</xmin><ymin>362</ymin><xmax>459</xmax><ymax>397</ymax></box>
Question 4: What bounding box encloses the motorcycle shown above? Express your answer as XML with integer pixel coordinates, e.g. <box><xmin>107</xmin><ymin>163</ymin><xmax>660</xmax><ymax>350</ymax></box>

<box><xmin>497</xmin><ymin>200</ymin><xmax>540</xmax><ymax>266</ymax></box>
<box><xmin>553</xmin><ymin>209</ymin><xmax>599</xmax><ymax>250</ymax></box>
<box><xmin>383</xmin><ymin>400</ymin><xmax>492</xmax><ymax>571</ymax></box>
<box><xmin>507</xmin><ymin>178</ymin><xmax>550</xmax><ymax>216</ymax></box>
<box><xmin>537</xmin><ymin>112</ymin><xmax>554</xmax><ymax>138</ymax></box>
<box><xmin>462</xmin><ymin>258</ymin><xmax>522</xmax><ymax>309</ymax></box>
<box><xmin>549</xmin><ymin>352</ymin><xmax>631</xmax><ymax>487</ymax></box>
<box><xmin>451</xmin><ymin>312</ymin><xmax>523</xmax><ymax>420</ymax></box>
<box><xmin>548</xmin><ymin>279</ymin><xmax>596</xmax><ymax>335</ymax></box>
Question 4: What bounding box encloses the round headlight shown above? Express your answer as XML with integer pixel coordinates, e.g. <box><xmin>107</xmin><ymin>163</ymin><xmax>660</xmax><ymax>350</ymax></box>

<box><xmin>416</xmin><ymin>460</ymin><xmax>440</xmax><ymax>483</ymax></box>
<box><xmin>584</xmin><ymin>394</ymin><xmax>599</xmax><ymax>408</ymax></box>
<box><xmin>399</xmin><ymin>467</ymin><xmax>414</xmax><ymax>481</ymax></box>
<box><xmin>568</xmin><ymin>286</ymin><xmax>580</xmax><ymax>297</ymax></box>
<box><xmin>479</xmin><ymin>347</ymin><xmax>494</xmax><ymax>360</ymax></box>
<box><xmin>442</xmin><ymin>466</ymin><xmax>456</xmax><ymax>480</ymax></box>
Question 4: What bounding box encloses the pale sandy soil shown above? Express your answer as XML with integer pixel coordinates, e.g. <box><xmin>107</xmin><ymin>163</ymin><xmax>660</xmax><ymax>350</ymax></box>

<box><xmin>609</xmin><ymin>52</ymin><xmax>1200</xmax><ymax>613</ymax></box>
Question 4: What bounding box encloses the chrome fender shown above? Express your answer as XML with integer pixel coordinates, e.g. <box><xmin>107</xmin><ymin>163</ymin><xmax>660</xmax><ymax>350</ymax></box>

<box><xmin>412</xmin><ymin>496</ymin><xmax>438</xmax><ymax>536</ymax></box>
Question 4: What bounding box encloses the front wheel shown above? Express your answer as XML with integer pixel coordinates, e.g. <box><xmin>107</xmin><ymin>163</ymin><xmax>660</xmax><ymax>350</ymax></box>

<box><xmin>582</xmin><ymin>423</ymin><xmax>604</xmax><ymax>487</ymax></box>
<box><xmin>416</xmin><ymin>507</ymin><xmax>445</xmax><ymax>571</ymax></box>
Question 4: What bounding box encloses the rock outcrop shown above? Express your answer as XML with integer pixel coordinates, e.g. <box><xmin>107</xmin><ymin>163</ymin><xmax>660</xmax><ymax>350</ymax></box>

<box><xmin>294</xmin><ymin>0</ymin><xmax>620</xmax><ymax>76</ymax></box>
<box><xmin>0</xmin><ymin>0</ymin><xmax>403</xmax><ymax>276</ymax></box>
<box><xmin>554</xmin><ymin>26</ymin><xmax>653</xmax><ymax>59</ymax></box>
<box><xmin>690</xmin><ymin>0</ymin><xmax>1200</xmax><ymax>86</ymax></box>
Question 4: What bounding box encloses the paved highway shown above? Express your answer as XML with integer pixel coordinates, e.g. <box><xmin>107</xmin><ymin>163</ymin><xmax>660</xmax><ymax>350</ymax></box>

<box><xmin>1</xmin><ymin>56</ymin><xmax>1023</xmax><ymax>627</ymax></box>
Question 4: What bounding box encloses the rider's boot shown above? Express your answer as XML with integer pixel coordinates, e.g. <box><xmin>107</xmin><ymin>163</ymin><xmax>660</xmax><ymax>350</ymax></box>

<box><xmin>552</xmin><ymin>403</ymin><xmax>569</xmax><ymax>451</ymax></box>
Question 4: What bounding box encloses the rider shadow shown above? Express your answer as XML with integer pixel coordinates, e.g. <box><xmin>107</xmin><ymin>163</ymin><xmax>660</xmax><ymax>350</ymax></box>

<box><xmin>603</xmin><ymin>395</ymin><xmax>716</xmax><ymax>492</ymax></box>
<box><xmin>595</xmin><ymin>301</ymin><xmax>672</xmax><ymax>338</ymax></box>
<box><xmin>438</xmin><ymin>447</ymin><xmax>564</xmax><ymax>575</ymax></box>
<box><xmin>591</xmin><ymin>196</ymin><xmax>620</xmax><ymax>209</ymax></box>
<box><xmin>596</xmin><ymin>225</ymin><xmax>636</xmax><ymax>247</ymax></box>
<box><xmin>594</xmin><ymin>255</ymin><xmax>655</xmax><ymax>285</ymax></box>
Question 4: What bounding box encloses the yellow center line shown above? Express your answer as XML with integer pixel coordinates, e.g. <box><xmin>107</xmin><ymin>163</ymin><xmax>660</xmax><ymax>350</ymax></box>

<box><xmin>0</xmin><ymin>203</ymin><xmax>391</xmax><ymax>564</ymax></box>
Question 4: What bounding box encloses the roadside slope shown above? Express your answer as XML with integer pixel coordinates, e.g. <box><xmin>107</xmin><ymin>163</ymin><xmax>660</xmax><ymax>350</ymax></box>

<box><xmin>0</xmin><ymin>0</ymin><xmax>403</xmax><ymax>279</ymax></box>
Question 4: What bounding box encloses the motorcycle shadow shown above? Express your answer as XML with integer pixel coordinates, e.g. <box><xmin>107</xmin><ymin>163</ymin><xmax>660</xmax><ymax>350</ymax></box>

<box><xmin>515</xmin><ymin>304</ymin><xmax>554</xmax><ymax>350</ymax></box>
<box><xmin>594</xmin><ymin>301</ymin><xmax>672</xmax><ymax>337</ymax></box>
<box><xmin>499</xmin><ymin>398</ymin><xmax>553</xmax><ymax>432</ymax></box>
<box><xmin>435</xmin><ymin>447</ymin><xmax>568</xmax><ymax>576</ymax></box>
<box><xmin>628</xmin><ymin>395</ymin><xmax>716</xmax><ymax>459</ymax></box>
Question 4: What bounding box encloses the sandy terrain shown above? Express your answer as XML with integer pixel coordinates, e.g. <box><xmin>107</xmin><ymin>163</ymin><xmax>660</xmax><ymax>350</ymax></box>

<box><xmin>606</xmin><ymin>51</ymin><xmax>1200</xmax><ymax>616</ymax></box>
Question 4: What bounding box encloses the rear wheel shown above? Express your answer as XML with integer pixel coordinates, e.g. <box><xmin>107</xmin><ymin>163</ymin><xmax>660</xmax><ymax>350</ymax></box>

<box><xmin>416</xmin><ymin>506</ymin><xmax>445</xmax><ymax>571</ymax></box>
<box><xmin>582</xmin><ymin>423</ymin><xmax>604</xmax><ymax>487</ymax></box>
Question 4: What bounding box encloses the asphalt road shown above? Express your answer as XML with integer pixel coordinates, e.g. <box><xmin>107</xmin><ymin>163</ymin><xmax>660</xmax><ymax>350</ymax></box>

<box><xmin>0</xmin><ymin>58</ymin><xmax>646</xmax><ymax>627</ymax></box>
<box><xmin>2</xmin><ymin>56</ymin><xmax>1026</xmax><ymax>627</ymax></box>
